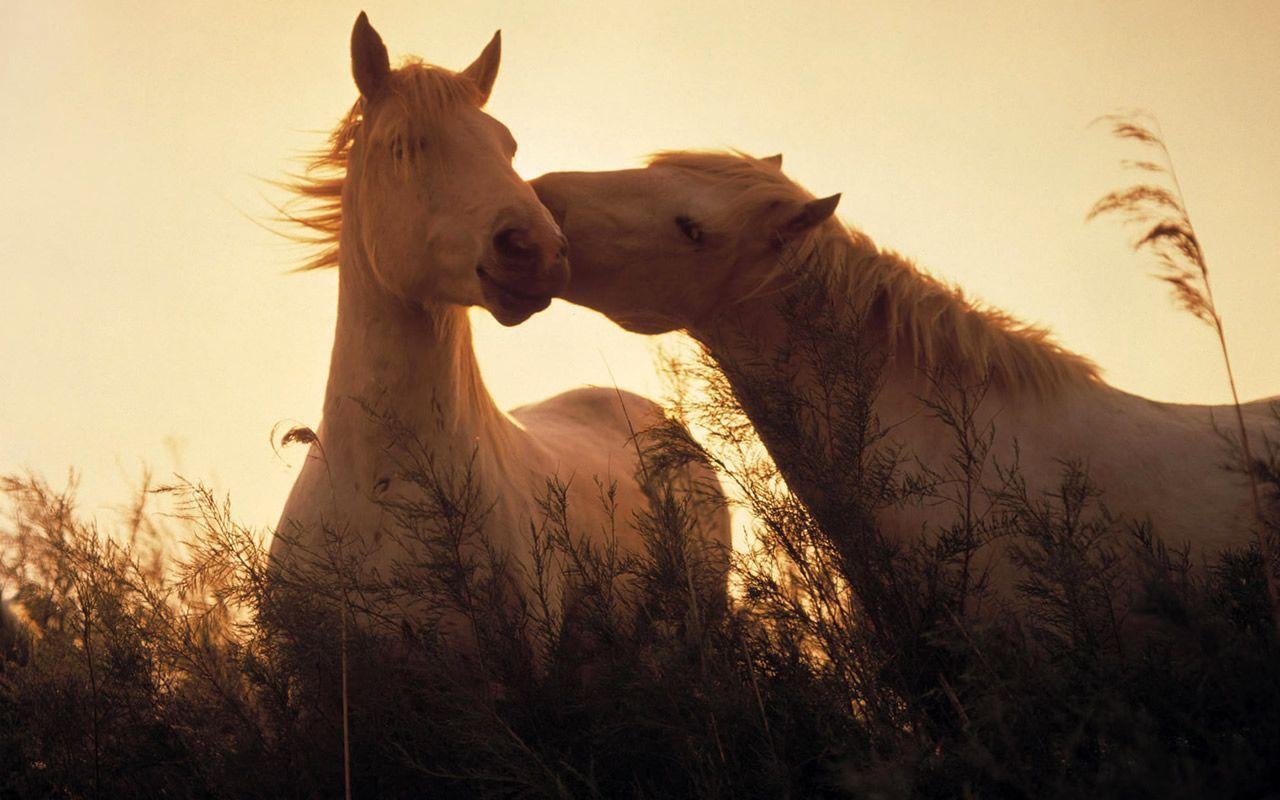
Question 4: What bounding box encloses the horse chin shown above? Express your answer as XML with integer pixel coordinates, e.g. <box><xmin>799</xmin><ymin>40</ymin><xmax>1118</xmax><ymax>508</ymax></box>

<box><xmin>486</xmin><ymin>299</ymin><xmax>550</xmax><ymax>327</ymax></box>
<box><xmin>477</xmin><ymin>268</ymin><xmax>553</xmax><ymax>326</ymax></box>
<box><xmin>613</xmin><ymin>311</ymin><xmax>679</xmax><ymax>335</ymax></box>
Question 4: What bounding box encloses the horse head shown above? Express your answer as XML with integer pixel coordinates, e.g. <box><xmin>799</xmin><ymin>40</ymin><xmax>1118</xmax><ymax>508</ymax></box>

<box><xmin>332</xmin><ymin>13</ymin><xmax>567</xmax><ymax>325</ymax></box>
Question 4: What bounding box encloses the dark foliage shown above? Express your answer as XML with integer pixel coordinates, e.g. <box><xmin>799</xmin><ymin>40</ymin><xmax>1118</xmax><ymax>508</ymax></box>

<box><xmin>4</xmin><ymin>337</ymin><xmax>1278</xmax><ymax>799</ymax></box>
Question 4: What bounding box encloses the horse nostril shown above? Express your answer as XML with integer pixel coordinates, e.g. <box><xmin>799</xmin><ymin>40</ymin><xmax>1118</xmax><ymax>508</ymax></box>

<box><xmin>493</xmin><ymin>227</ymin><xmax>536</xmax><ymax>261</ymax></box>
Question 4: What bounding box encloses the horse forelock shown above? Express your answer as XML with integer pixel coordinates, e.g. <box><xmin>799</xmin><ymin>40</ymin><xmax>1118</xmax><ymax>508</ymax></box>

<box><xmin>647</xmin><ymin>150</ymin><xmax>813</xmax><ymax>223</ymax></box>
<box><xmin>279</xmin><ymin>62</ymin><xmax>482</xmax><ymax>272</ymax></box>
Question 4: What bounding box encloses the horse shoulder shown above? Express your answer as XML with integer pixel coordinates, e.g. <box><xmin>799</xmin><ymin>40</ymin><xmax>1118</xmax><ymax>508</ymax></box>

<box><xmin>271</xmin><ymin>440</ymin><xmax>384</xmax><ymax>564</ymax></box>
<box><xmin>273</xmin><ymin>443</ymin><xmax>322</xmax><ymax>551</ymax></box>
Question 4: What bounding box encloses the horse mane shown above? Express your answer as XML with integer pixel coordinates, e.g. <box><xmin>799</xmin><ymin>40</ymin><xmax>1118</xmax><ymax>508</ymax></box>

<box><xmin>815</xmin><ymin>234</ymin><xmax>1102</xmax><ymax>395</ymax></box>
<box><xmin>651</xmin><ymin>150</ymin><xmax>1101</xmax><ymax>395</ymax></box>
<box><xmin>280</xmin><ymin>61</ymin><xmax>482</xmax><ymax>271</ymax></box>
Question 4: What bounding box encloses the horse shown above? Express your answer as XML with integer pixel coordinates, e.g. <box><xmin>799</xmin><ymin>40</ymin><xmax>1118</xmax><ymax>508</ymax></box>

<box><xmin>273</xmin><ymin>17</ymin><xmax>729</xmax><ymax>635</ymax></box>
<box><xmin>532</xmin><ymin>151</ymin><xmax>1275</xmax><ymax>595</ymax></box>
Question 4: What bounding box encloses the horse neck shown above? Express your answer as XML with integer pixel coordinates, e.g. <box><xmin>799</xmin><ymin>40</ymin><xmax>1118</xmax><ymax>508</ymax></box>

<box><xmin>691</xmin><ymin>287</ymin><xmax>852</xmax><ymax>517</ymax></box>
<box><xmin>319</xmin><ymin>236</ymin><xmax>514</xmax><ymax>482</ymax></box>
<box><xmin>689</xmin><ymin>226</ymin><xmax>1099</xmax><ymax>515</ymax></box>
<box><xmin>691</xmin><ymin>227</ymin><xmax>891</xmax><ymax>406</ymax></box>
<box><xmin>701</xmin><ymin>225</ymin><xmax>1100</xmax><ymax>399</ymax></box>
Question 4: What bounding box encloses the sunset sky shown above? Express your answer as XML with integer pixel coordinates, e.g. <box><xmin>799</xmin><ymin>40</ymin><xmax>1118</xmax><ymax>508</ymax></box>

<box><xmin>3</xmin><ymin>1</ymin><xmax>1278</xmax><ymax>529</ymax></box>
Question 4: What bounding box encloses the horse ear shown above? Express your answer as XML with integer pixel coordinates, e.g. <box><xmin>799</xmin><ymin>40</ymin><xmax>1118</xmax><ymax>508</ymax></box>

<box><xmin>774</xmin><ymin>193</ymin><xmax>841</xmax><ymax>244</ymax></box>
<box><xmin>351</xmin><ymin>12</ymin><xmax>391</xmax><ymax>100</ymax></box>
<box><xmin>762</xmin><ymin>153</ymin><xmax>783</xmax><ymax>169</ymax></box>
<box><xmin>461</xmin><ymin>31</ymin><xmax>502</xmax><ymax>105</ymax></box>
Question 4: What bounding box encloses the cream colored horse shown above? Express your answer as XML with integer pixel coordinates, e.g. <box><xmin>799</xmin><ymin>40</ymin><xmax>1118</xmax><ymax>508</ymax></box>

<box><xmin>533</xmin><ymin>152</ymin><xmax>1274</xmax><ymax>588</ymax></box>
<box><xmin>274</xmin><ymin>17</ymin><xmax>728</xmax><ymax>626</ymax></box>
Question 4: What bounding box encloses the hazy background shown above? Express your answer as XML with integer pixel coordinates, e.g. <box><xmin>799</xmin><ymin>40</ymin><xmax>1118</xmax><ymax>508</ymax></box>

<box><xmin>3</xmin><ymin>1</ymin><xmax>1278</xmax><ymax>530</ymax></box>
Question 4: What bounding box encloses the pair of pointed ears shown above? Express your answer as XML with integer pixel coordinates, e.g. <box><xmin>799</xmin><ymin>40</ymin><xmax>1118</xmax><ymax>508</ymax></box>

<box><xmin>350</xmin><ymin>12</ymin><xmax>502</xmax><ymax>105</ymax></box>
<box><xmin>772</xmin><ymin>193</ymin><xmax>842</xmax><ymax>246</ymax></box>
<box><xmin>753</xmin><ymin>153</ymin><xmax>837</xmax><ymax>243</ymax></box>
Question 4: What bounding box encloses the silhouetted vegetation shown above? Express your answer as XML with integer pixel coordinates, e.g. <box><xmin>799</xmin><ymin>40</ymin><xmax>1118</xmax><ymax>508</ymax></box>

<box><xmin>4</xmin><ymin>306</ymin><xmax>1278</xmax><ymax>798</ymax></box>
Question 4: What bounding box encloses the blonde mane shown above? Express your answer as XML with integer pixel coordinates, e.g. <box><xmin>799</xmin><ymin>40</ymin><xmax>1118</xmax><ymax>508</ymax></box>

<box><xmin>652</xmin><ymin>150</ymin><xmax>1101</xmax><ymax>395</ymax></box>
<box><xmin>281</xmin><ymin>61</ymin><xmax>482</xmax><ymax>271</ymax></box>
<box><xmin>811</xmin><ymin>233</ymin><xmax>1101</xmax><ymax>395</ymax></box>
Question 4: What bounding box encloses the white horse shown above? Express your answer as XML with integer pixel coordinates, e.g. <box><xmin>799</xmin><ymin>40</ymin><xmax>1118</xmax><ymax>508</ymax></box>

<box><xmin>273</xmin><ymin>18</ymin><xmax>728</xmax><ymax>627</ymax></box>
<box><xmin>533</xmin><ymin>151</ymin><xmax>1275</xmax><ymax>589</ymax></box>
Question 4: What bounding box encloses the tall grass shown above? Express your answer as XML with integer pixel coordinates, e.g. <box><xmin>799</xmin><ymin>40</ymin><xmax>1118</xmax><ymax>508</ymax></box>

<box><xmin>1088</xmin><ymin>110</ymin><xmax>1279</xmax><ymax>632</ymax></box>
<box><xmin>4</xmin><ymin>335</ymin><xmax>1278</xmax><ymax>797</ymax></box>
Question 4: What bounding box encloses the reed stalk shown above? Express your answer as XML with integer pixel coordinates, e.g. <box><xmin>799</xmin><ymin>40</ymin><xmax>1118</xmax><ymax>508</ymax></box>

<box><xmin>1088</xmin><ymin>111</ymin><xmax>1279</xmax><ymax>634</ymax></box>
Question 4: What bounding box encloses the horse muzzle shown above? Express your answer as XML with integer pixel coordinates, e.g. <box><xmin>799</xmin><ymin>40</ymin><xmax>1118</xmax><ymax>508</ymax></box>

<box><xmin>477</xmin><ymin>258</ymin><xmax>567</xmax><ymax>326</ymax></box>
<box><xmin>477</xmin><ymin>210</ymin><xmax>570</xmax><ymax>325</ymax></box>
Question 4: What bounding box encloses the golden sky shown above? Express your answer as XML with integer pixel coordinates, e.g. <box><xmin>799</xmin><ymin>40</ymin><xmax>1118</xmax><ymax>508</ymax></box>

<box><xmin>3</xmin><ymin>1</ymin><xmax>1278</xmax><ymax>527</ymax></box>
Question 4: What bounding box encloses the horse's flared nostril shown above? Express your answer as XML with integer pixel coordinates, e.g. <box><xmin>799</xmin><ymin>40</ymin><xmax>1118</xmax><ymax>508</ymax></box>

<box><xmin>493</xmin><ymin>227</ymin><xmax>537</xmax><ymax>262</ymax></box>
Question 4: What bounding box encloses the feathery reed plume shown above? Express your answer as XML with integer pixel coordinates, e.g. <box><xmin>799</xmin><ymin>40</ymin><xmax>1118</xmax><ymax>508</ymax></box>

<box><xmin>1088</xmin><ymin>110</ymin><xmax>1278</xmax><ymax>632</ymax></box>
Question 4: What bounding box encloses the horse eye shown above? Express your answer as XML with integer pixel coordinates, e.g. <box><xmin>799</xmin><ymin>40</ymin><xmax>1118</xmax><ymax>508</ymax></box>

<box><xmin>389</xmin><ymin>137</ymin><xmax>428</xmax><ymax>161</ymax></box>
<box><xmin>675</xmin><ymin>216</ymin><xmax>703</xmax><ymax>243</ymax></box>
